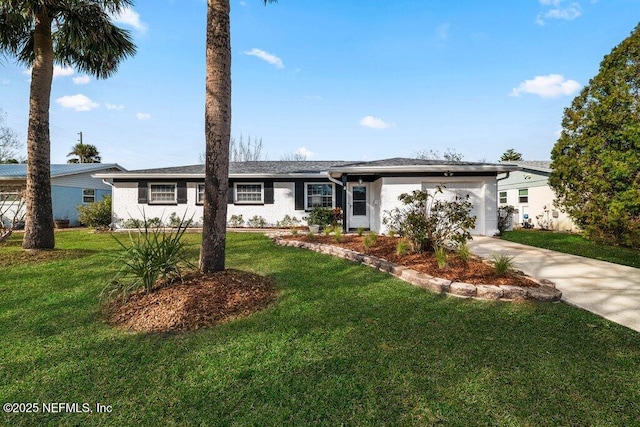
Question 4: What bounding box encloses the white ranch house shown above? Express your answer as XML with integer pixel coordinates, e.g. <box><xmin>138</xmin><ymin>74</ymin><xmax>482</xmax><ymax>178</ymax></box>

<box><xmin>95</xmin><ymin>158</ymin><xmax>518</xmax><ymax>235</ymax></box>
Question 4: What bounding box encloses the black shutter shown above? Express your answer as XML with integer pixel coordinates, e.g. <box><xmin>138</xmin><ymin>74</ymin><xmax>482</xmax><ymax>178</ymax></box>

<box><xmin>335</xmin><ymin>183</ymin><xmax>344</xmax><ymax>209</ymax></box>
<box><xmin>177</xmin><ymin>181</ymin><xmax>187</xmax><ymax>204</ymax></box>
<box><xmin>295</xmin><ymin>181</ymin><xmax>305</xmax><ymax>210</ymax></box>
<box><xmin>138</xmin><ymin>181</ymin><xmax>148</xmax><ymax>204</ymax></box>
<box><xmin>264</xmin><ymin>181</ymin><xmax>274</xmax><ymax>204</ymax></box>
<box><xmin>227</xmin><ymin>183</ymin><xmax>234</xmax><ymax>204</ymax></box>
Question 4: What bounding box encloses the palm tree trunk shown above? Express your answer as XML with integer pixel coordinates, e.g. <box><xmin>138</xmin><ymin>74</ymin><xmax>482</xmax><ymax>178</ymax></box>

<box><xmin>23</xmin><ymin>13</ymin><xmax>55</xmax><ymax>250</ymax></box>
<box><xmin>200</xmin><ymin>0</ymin><xmax>231</xmax><ymax>272</ymax></box>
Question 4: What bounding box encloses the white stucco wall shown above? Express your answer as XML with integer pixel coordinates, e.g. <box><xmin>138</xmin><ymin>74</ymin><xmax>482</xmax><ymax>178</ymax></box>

<box><xmin>375</xmin><ymin>176</ymin><xmax>498</xmax><ymax>236</ymax></box>
<box><xmin>111</xmin><ymin>181</ymin><xmax>308</xmax><ymax>227</ymax></box>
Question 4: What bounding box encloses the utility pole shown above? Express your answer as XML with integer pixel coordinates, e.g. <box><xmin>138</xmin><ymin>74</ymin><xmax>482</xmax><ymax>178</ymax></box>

<box><xmin>78</xmin><ymin>131</ymin><xmax>83</xmax><ymax>145</ymax></box>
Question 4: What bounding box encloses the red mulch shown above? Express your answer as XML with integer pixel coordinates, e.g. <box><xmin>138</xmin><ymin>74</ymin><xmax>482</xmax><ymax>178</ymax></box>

<box><xmin>282</xmin><ymin>234</ymin><xmax>539</xmax><ymax>287</ymax></box>
<box><xmin>105</xmin><ymin>269</ymin><xmax>277</xmax><ymax>333</ymax></box>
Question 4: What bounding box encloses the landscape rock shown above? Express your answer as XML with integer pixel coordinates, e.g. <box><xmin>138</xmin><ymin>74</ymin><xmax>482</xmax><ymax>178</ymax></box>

<box><xmin>449</xmin><ymin>282</ymin><xmax>477</xmax><ymax>298</ymax></box>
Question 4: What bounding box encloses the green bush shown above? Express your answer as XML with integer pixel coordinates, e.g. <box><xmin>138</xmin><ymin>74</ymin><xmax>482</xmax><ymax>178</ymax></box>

<box><xmin>498</xmin><ymin>205</ymin><xmax>518</xmax><ymax>235</ymax></box>
<box><xmin>333</xmin><ymin>227</ymin><xmax>343</xmax><ymax>242</ymax></box>
<box><xmin>396</xmin><ymin>238</ymin><xmax>410</xmax><ymax>256</ymax></box>
<box><xmin>77</xmin><ymin>196</ymin><xmax>112</xmax><ymax>229</ymax></box>
<box><xmin>247</xmin><ymin>215</ymin><xmax>267</xmax><ymax>228</ymax></box>
<box><xmin>491</xmin><ymin>253</ymin><xmax>516</xmax><ymax>276</ymax></box>
<box><xmin>383</xmin><ymin>188</ymin><xmax>476</xmax><ymax>253</ymax></box>
<box><xmin>167</xmin><ymin>212</ymin><xmax>192</xmax><ymax>228</ymax></box>
<box><xmin>306</xmin><ymin>207</ymin><xmax>342</xmax><ymax>230</ymax></box>
<box><xmin>434</xmin><ymin>246</ymin><xmax>448</xmax><ymax>269</ymax></box>
<box><xmin>363</xmin><ymin>232</ymin><xmax>378</xmax><ymax>250</ymax></box>
<box><xmin>228</xmin><ymin>214</ymin><xmax>245</xmax><ymax>227</ymax></box>
<box><xmin>458</xmin><ymin>242</ymin><xmax>471</xmax><ymax>262</ymax></box>
<box><xmin>276</xmin><ymin>215</ymin><xmax>300</xmax><ymax>228</ymax></box>
<box><xmin>104</xmin><ymin>218</ymin><xmax>194</xmax><ymax>302</ymax></box>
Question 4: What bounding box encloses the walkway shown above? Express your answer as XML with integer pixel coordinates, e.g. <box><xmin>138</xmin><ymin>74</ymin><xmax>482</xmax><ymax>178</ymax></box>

<box><xmin>468</xmin><ymin>236</ymin><xmax>640</xmax><ymax>332</ymax></box>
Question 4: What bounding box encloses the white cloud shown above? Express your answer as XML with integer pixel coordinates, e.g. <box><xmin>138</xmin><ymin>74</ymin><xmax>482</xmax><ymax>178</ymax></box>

<box><xmin>243</xmin><ymin>48</ymin><xmax>284</xmax><ymax>69</ymax></box>
<box><xmin>294</xmin><ymin>146</ymin><xmax>314</xmax><ymax>160</ymax></box>
<box><xmin>136</xmin><ymin>112</ymin><xmax>151</xmax><ymax>120</ymax></box>
<box><xmin>510</xmin><ymin>74</ymin><xmax>581</xmax><ymax>98</ymax></box>
<box><xmin>72</xmin><ymin>75</ymin><xmax>90</xmax><ymax>85</ymax></box>
<box><xmin>53</xmin><ymin>65</ymin><xmax>74</xmax><ymax>78</ymax></box>
<box><xmin>106</xmin><ymin>103</ymin><xmax>124</xmax><ymax>110</ymax></box>
<box><xmin>1</xmin><ymin>79</ymin><xmax>9</xmax><ymax>85</ymax></box>
<box><xmin>536</xmin><ymin>0</ymin><xmax>582</xmax><ymax>25</ymax></box>
<box><xmin>56</xmin><ymin>94</ymin><xmax>99</xmax><ymax>111</ymax></box>
<box><xmin>110</xmin><ymin>6</ymin><xmax>148</xmax><ymax>33</ymax></box>
<box><xmin>436</xmin><ymin>23</ymin><xmax>450</xmax><ymax>40</ymax></box>
<box><xmin>359</xmin><ymin>115</ymin><xmax>394</xmax><ymax>130</ymax></box>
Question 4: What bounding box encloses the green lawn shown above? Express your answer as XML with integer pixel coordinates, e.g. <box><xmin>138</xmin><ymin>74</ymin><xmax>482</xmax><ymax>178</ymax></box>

<box><xmin>1</xmin><ymin>231</ymin><xmax>640</xmax><ymax>426</ymax></box>
<box><xmin>501</xmin><ymin>229</ymin><xmax>640</xmax><ymax>268</ymax></box>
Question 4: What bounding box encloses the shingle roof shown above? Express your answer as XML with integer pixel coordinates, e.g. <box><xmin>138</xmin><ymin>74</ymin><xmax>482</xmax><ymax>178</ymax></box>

<box><xmin>338</xmin><ymin>157</ymin><xmax>502</xmax><ymax>168</ymax></box>
<box><xmin>0</xmin><ymin>163</ymin><xmax>125</xmax><ymax>179</ymax></box>
<box><xmin>125</xmin><ymin>161</ymin><xmax>350</xmax><ymax>175</ymax></box>
<box><xmin>501</xmin><ymin>161</ymin><xmax>552</xmax><ymax>172</ymax></box>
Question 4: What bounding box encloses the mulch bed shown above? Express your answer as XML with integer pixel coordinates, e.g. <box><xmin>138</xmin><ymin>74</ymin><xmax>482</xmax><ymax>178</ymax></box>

<box><xmin>105</xmin><ymin>269</ymin><xmax>277</xmax><ymax>333</ymax></box>
<box><xmin>282</xmin><ymin>234</ymin><xmax>539</xmax><ymax>287</ymax></box>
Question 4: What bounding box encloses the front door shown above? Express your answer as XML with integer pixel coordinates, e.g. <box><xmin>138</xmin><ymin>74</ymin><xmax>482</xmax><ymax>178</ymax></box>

<box><xmin>348</xmin><ymin>183</ymin><xmax>369</xmax><ymax>230</ymax></box>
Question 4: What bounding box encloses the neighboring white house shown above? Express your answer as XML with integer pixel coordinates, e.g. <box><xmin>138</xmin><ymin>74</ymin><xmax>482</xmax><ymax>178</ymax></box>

<box><xmin>0</xmin><ymin>163</ymin><xmax>126</xmax><ymax>227</ymax></box>
<box><xmin>96</xmin><ymin>158</ymin><xmax>517</xmax><ymax>236</ymax></box>
<box><xmin>498</xmin><ymin>160</ymin><xmax>577</xmax><ymax>232</ymax></box>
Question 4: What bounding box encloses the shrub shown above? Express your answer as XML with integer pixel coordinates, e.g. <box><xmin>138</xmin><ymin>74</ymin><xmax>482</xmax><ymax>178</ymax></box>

<box><xmin>305</xmin><ymin>207</ymin><xmax>336</xmax><ymax>230</ymax></box>
<box><xmin>168</xmin><ymin>212</ymin><xmax>192</xmax><ymax>228</ymax></box>
<box><xmin>498</xmin><ymin>205</ymin><xmax>518</xmax><ymax>235</ymax></box>
<box><xmin>434</xmin><ymin>246</ymin><xmax>448</xmax><ymax>269</ymax></box>
<box><xmin>146</xmin><ymin>217</ymin><xmax>163</xmax><ymax>228</ymax></box>
<box><xmin>77</xmin><ymin>196</ymin><xmax>112</xmax><ymax>229</ymax></box>
<box><xmin>356</xmin><ymin>227</ymin><xmax>365</xmax><ymax>236</ymax></box>
<box><xmin>383</xmin><ymin>188</ymin><xmax>476</xmax><ymax>253</ymax></box>
<box><xmin>247</xmin><ymin>215</ymin><xmax>266</xmax><ymax>228</ymax></box>
<box><xmin>333</xmin><ymin>227</ymin><xmax>343</xmax><ymax>242</ymax></box>
<box><xmin>396</xmin><ymin>238</ymin><xmax>410</xmax><ymax>256</ymax></box>
<box><xmin>458</xmin><ymin>242</ymin><xmax>471</xmax><ymax>262</ymax></box>
<box><xmin>104</xmin><ymin>217</ymin><xmax>194</xmax><ymax>302</ymax></box>
<box><xmin>290</xmin><ymin>228</ymin><xmax>298</xmax><ymax>236</ymax></box>
<box><xmin>492</xmin><ymin>253</ymin><xmax>516</xmax><ymax>276</ymax></box>
<box><xmin>122</xmin><ymin>218</ymin><xmax>144</xmax><ymax>229</ymax></box>
<box><xmin>363</xmin><ymin>232</ymin><xmax>378</xmax><ymax>250</ymax></box>
<box><xmin>228</xmin><ymin>214</ymin><xmax>245</xmax><ymax>227</ymax></box>
<box><xmin>323</xmin><ymin>225</ymin><xmax>333</xmax><ymax>236</ymax></box>
<box><xmin>276</xmin><ymin>215</ymin><xmax>300</xmax><ymax>228</ymax></box>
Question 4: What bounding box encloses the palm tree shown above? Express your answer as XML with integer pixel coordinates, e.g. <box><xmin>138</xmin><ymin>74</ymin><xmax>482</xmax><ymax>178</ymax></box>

<box><xmin>200</xmin><ymin>0</ymin><xmax>276</xmax><ymax>272</ymax></box>
<box><xmin>67</xmin><ymin>142</ymin><xmax>101</xmax><ymax>163</ymax></box>
<box><xmin>0</xmin><ymin>1</ymin><xmax>136</xmax><ymax>250</ymax></box>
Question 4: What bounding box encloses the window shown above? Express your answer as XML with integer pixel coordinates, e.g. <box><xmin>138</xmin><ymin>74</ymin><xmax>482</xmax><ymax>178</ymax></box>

<box><xmin>499</xmin><ymin>191</ymin><xmax>507</xmax><ymax>204</ymax></box>
<box><xmin>82</xmin><ymin>189</ymin><xmax>96</xmax><ymax>203</ymax></box>
<box><xmin>149</xmin><ymin>183</ymin><xmax>177</xmax><ymax>204</ymax></box>
<box><xmin>0</xmin><ymin>186</ymin><xmax>22</xmax><ymax>202</ymax></box>
<box><xmin>305</xmin><ymin>183</ymin><xmax>334</xmax><ymax>209</ymax></box>
<box><xmin>196</xmin><ymin>184</ymin><xmax>205</xmax><ymax>205</ymax></box>
<box><xmin>518</xmin><ymin>189</ymin><xmax>528</xmax><ymax>203</ymax></box>
<box><xmin>235</xmin><ymin>183</ymin><xmax>263</xmax><ymax>204</ymax></box>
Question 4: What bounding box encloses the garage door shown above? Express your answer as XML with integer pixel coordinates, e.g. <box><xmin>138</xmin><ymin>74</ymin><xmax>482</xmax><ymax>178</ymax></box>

<box><xmin>421</xmin><ymin>182</ymin><xmax>484</xmax><ymax>235</ymax></box>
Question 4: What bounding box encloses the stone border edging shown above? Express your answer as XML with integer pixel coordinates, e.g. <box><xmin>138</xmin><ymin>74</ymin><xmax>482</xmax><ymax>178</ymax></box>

<box><xmin>273</xmin><ymin>236</ymin><xmax>562</xmax><ymax>302</ymax></box>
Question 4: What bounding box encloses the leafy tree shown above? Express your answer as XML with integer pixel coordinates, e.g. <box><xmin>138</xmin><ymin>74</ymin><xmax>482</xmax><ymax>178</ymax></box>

<box><xmin>550</xmin><ymin>24</ymin><xmax>640</xmax><ymax>247</ymax></box>
<box><xmin>500</xmin><ymin>149</ymin><xmax>523</xmax><ymax>162</ymax></box>
<box><xmin>416</xmin><ymin>148</ymin><xmax>464</xmax><ymax>162</ymax></box>
<box><xmin>200</xmin><ymin>0</ymin><xmax>277</xmax><ymax>272</ymax></box>
<box><xmin>0</xmin><ymin>1</ymin><xmax>136</xmax><ymax>250</ymax></box>
<box><xmin>0</xmin><ymin>109</ymin><xmax>23</xmax><ymax>164</ymax></box>
<box><xmin>68</xmin><ymin>142</ymin><xmax>101</xmax><ymax>163</ymax></box>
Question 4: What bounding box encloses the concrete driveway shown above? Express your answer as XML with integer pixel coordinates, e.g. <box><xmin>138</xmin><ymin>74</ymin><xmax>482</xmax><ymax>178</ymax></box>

<box><xmin>467</xmin><ymin>236</ymin><xmax>640</xmax><ymax>333</ymax></box>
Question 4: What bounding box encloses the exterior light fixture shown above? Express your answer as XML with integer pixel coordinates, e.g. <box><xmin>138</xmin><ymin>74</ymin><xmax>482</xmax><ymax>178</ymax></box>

<box><xmin>358</xmin><ymin>177</ymin><xmax>363</xmax><ymax>184</ymax></box>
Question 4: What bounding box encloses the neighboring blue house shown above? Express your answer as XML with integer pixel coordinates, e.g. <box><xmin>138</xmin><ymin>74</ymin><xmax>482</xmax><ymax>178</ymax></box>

<box><xmin>0</xmin><ymin>163</ymin><xmax>126</xmax><ymax>227</ymax></box>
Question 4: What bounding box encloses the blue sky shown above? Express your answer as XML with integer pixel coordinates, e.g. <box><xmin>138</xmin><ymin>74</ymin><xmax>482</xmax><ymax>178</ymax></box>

<box><xmin>1</xmin><ymin>0</ymin><xmax>639</xmax><ymax>169</ymax></box>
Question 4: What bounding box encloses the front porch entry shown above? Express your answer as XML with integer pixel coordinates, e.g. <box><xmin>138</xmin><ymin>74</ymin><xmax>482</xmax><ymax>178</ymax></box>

<box><xmin>347</xmin><ymin>182</ymin><xmax>370</xmax><ymax>230</ymax></box>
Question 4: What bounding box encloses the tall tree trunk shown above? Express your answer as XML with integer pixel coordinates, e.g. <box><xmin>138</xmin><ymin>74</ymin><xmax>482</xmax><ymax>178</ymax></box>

<box><xmin>23</xmin><ymin>13</ymin><xmax>54</xmax><ymax>250</ymax></box>
<box><xmin>200</xmin><ymin>0</ymin><xmax>231</xmax><ymax>272</ymax></box>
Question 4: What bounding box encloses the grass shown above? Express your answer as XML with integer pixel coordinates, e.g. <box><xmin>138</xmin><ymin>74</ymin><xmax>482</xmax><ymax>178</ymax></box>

<box><xmin>1</xmin><ymin>230</ymin><xmax>640</xmax><ymax>426</ymax></box>
<box><xmin>502</xmin><ymin>230</ymin><xmax>640</xmax><ymax>268</ymax></box>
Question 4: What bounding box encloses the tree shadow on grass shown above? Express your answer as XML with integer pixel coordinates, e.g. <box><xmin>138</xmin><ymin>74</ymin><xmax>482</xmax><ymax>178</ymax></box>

<box><xmin>0</xmin><ymin>248</ymin><xmax>97</xmax><ymax>268</ymax></box>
